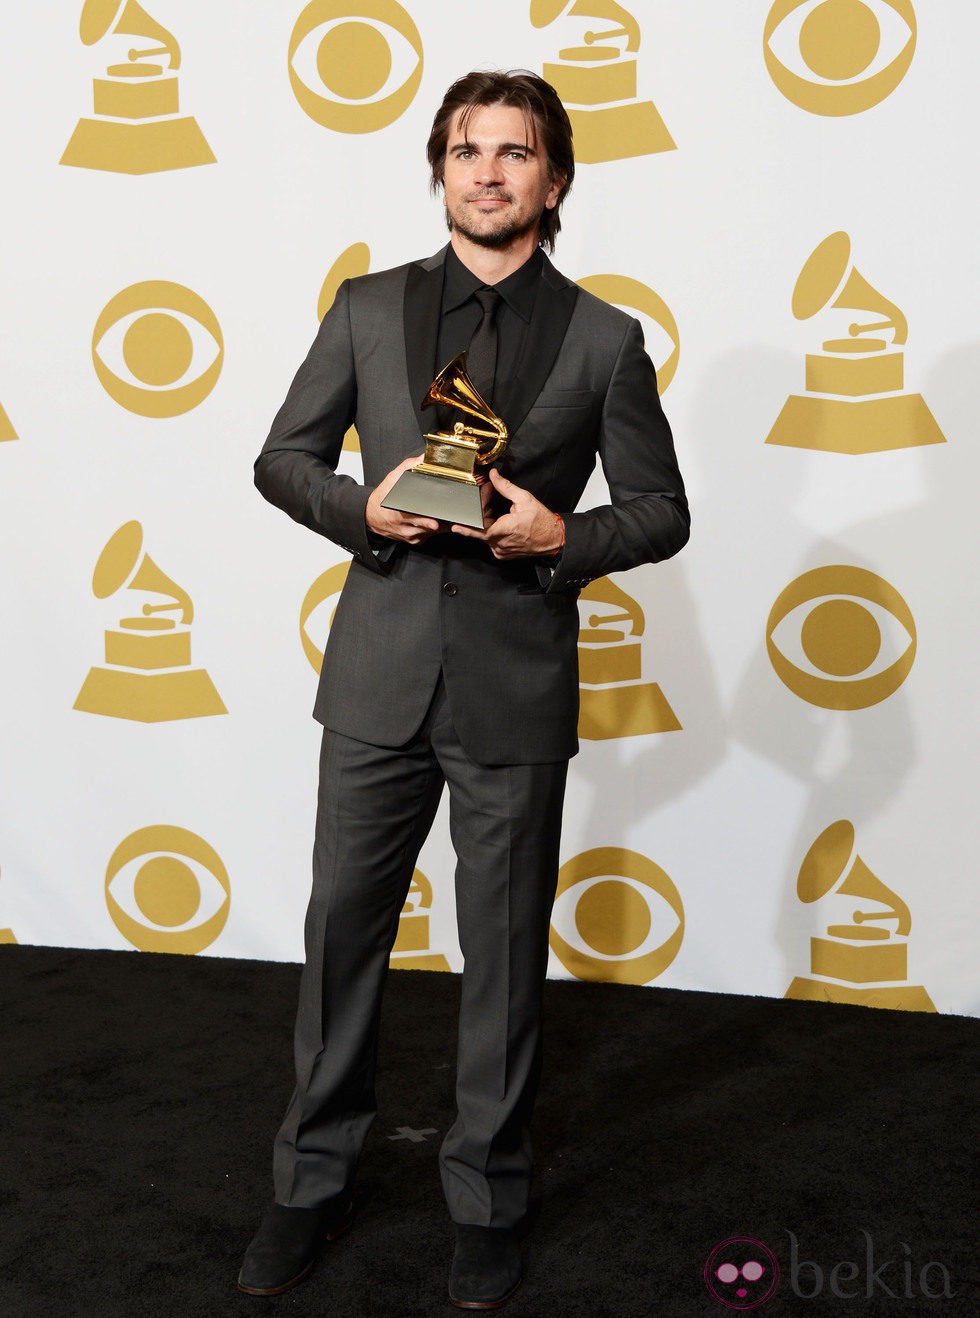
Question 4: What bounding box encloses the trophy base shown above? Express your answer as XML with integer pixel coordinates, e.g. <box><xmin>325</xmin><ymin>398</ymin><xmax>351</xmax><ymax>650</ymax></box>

<box><xmin>565</xmin><ymin>100</ymin><xmax>676</xmax><ymax>163</ymax></box>
<box><xmin>73</xmin><ymin>666</ymin><xmax>227</xmax><ymax>722</ymax></box>
<box><xmin>60</xmin><ymin>116</ymin><xmax>215</xmax><ymax>175</ymax></box>
<box><xmin>785</xmin><ymin>976</ymin><xmax>936</xmax><ymax>1013</ymax></box>
<box><xmin>766</xmin><ymin>392</ymin><xmax>946</xmax><ymax>453</ymax></box>
<box><xmin>579</xmin><ymin>682</ymin><xmax>681</xmax><ymax>740</ymax></box>
<box><xmin>381</xmin><ymin>469</ymin><xmax>485</xmax><ymax>529</ymax></box>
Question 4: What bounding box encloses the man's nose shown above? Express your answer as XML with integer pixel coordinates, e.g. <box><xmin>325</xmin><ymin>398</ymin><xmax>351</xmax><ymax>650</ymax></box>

<box><xmin>473</xmin><ymin>158</ymin><xmax>503</xmax><ymax>186</ymax></box>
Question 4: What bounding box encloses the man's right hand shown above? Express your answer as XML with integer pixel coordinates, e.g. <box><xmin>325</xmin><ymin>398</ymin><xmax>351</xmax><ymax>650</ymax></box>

<box><xmin>365</xmin><ymin>455</ymin><xmax>443</xmax><ymax>545</ymax></box>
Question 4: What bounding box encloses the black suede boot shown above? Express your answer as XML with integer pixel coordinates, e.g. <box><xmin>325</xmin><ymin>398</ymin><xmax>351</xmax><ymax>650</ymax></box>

<box><xmin>237</xmin><ymin>1199</ymin><xmax>353</xmax><ymax>1296</ymax></box>
<box><xmin>448</xmin><ymin>1224</ymin><xmax>522</xmax><ymax>1310</ymax></box>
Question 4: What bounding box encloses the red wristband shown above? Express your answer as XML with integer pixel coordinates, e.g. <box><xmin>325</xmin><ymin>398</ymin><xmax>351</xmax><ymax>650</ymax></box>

<box><xmin>549</xmin><ymin>514</ymin><xmax>565</xmax><ymax>557</ymax></box>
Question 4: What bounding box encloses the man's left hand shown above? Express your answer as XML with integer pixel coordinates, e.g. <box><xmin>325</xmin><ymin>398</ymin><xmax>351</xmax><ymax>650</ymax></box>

<box><xmin>452</xmin><ymin>467</ymin><xmax>563</xmax><ymax>559</ymax></box>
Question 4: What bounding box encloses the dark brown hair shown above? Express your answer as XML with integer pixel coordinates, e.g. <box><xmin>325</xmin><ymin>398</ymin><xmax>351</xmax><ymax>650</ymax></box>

<box><xmin>426</xmin><ymin>70</ymin><xmax>575</xmax><ymax>253</ymax></box>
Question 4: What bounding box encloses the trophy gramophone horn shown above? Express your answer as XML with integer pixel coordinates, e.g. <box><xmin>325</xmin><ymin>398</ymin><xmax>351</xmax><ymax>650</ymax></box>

<box><xmin>380</xmin><ymin>352</ymin><xmax>509</xmax><ymax>529</ymax></box>
<box><xmin>92</xmin><ymin>520</ymin><xmax>194</xmax><ymax>625</ymax></box>
<box><xmin>831</xmin><ymin>267</ymin><xmax>907</xmax><ymax>346</ymax></box>
<box><xmin>80</xmin><ymin>0</ymin><xmax>181</xmax><ymax>69</ymax></box>
<box><xmin>797</xmin><ymin>820</ymin><xmax>911</xmax><ymax>937</ymax></box>
<box><xmin>530</xmin><ymin>0</ymin><xmax>569</xmax><ymax>23</ymax></box>
<box><xmin>422</xmin><ymin>352</ymin><xmax>508</xmax><ymax>465</ymax></box>
<box><xmin>530</xmin><ymin>0</ymin><xmax>641</xmax><ymax>53</ymax></box>
<box><xmin>579</xmin><ymin>575</ymin><xmax>646</xmax><ymax>642</ymax></box>
<box><xmin>792</xmin><ymin>232</ymin><xmax>907</xmax><ymax>346</ymax></box>
<box><xmin>835</xmin><ymin>853</ymin><xmax>912</xmax><ymax>936</ymax></box>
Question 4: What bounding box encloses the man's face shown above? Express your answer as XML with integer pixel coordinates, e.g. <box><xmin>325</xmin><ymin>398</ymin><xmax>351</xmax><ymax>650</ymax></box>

<box><xmin>442</xmin><ymin>103</ymin><xmax>563</xmax><ymax>251</ymax></box>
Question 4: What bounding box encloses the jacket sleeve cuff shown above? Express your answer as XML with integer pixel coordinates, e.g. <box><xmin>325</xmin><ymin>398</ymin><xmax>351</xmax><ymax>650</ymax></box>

<box><xmin>545</xmin><ymin>513</ymin><xmax>593</xmax><ymax>593</ymax></box>
<box><xmin>331</xmin><ymin>483</ymin><xmax>386</xmax><ymax>573</ymax></box>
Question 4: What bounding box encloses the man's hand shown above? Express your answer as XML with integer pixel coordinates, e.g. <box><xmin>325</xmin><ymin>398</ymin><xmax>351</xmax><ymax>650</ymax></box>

<box><xmin>452</xmin><ymin>467</ymin><xmax>563</xmax><ymax>559</ymax></box>
<box><xmin>366</xmin><ymin>455</ymin><xmax>443</xmax><ymax>544</ymax></box>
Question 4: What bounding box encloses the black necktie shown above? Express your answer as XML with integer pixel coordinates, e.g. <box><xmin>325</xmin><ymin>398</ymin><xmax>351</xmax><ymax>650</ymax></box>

<box><xmin>466</xmin><ymin>287</ymin><xmax>502</xmax><ymax>403</ymax></box>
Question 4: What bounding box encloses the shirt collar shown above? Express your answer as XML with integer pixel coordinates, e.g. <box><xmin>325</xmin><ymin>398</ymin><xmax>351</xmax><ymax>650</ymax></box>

<box><xmin>442</xmin><ymin>245</ymin><xmax>543</xmax><ymax>323</ymax></box>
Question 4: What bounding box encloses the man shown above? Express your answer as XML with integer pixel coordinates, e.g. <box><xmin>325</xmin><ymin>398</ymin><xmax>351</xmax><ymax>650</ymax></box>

<box><xmin>239</xmin><ymin>70</ymin><xmax>689</xmax><ymax>1309</ymax></box>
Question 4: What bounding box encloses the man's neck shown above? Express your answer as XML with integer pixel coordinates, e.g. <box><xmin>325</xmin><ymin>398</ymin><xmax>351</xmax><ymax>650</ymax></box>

<box><xmin>449</xmin><ymin>229</ymin><xmax>542</xmax><ymax>285</ymax></box>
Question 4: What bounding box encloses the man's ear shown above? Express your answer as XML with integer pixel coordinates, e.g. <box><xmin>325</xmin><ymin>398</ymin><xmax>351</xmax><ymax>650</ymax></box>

<box><xmin>545</xmin><ymin>174</ymin><xmax>565</xmax><ymax>210</ymax></box>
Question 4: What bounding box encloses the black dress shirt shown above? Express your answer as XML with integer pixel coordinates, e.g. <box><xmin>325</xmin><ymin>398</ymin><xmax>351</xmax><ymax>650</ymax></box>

<box><xmin>435</xmin><ymin>245</ymin><xmax>544</xmax><ymax>408</ymax></box>
<box><xmin>376</xmin><ymin>245</ymin><xmax>555</xmax><ymax>559</ymax></box>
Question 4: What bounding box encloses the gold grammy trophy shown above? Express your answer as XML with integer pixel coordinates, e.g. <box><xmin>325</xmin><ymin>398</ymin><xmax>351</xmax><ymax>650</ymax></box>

<box><xmin>381</xmin><ymin>351</ymin><xmax>508</xmax><ymax>530</ymax></box>
<box><xmin>577</xmin><ymin>577</ymin><xmax>680</xmax><ymax>739</ymax></box>
<box><xmin>61</xmin><ymin>0</ymin><xmax>215</xmax><ymax>174</ymax></box>
<box><xmin>786</xmin><ymin>820</ymin><xmax>935</xmax><ymax>1012</ymax></box>
<box><xmin>767</xmin><ymin>232</ymin><xmax>944</xmax><ymax>453</ymax></box>
<box><xmin>74</xmin><ymin>521</ymin><xmax>226</xmax><ymax>722</ymax></box>
<box><xmin>531</xmin><ymin>0</ymin><xmax>674</xmax><ymax>162</ymax></box>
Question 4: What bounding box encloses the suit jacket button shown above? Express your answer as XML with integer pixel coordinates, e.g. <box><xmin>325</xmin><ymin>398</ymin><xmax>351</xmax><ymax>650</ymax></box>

<box><xmin>443</xmin><ymin>582</ymin><xmax>458</xmax><ymax>597</ymax></box>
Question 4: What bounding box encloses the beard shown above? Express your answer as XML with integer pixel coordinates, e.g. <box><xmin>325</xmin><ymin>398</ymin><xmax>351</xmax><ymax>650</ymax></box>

<box><xmin>445</xmin><ymin>195</ymin><xmax>542</xmax><ymax>249</ymax></box>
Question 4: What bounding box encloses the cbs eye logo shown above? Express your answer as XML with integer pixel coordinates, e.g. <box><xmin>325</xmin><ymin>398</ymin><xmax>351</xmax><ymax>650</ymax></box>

<box><xmin>288</xmin><ymin>0</ymin><xmax>423</xmax><ymax>133</ymax></box>
<box><xmin>549</xmin><ymin>847</ymin><xmax>684</xmax><ymax>986</ymax></box>
<box><xmin>577</xmin><ymin>274</ymin><xmax>679</xmax><ymax>394</ymax></box>
<box><xmin>300</xmin><ymin>562</ymin><xmax>351</xmax><ymax>672</ymax></box>
<box><xmin>767</xmin><ymin>565</ymin><xmax>915</xmax><ymax>709</ymax></box>
<box><xmin>764</xmin><ymin>0</ymin><xmax>916</xmax><ymax>115</ymax></box>
<box><xmin>105</xmin><ymin>826</ymin><xmax>230</xmax><ymax>955</ymax></box>
<box><xmin>92</xmin><ymin>281</ymin><xmax>223</xmax><ymax>418</ymax></box>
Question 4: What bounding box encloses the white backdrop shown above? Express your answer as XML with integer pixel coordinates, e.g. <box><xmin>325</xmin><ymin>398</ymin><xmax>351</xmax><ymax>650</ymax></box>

<box><xmin>1</xmin><ymin>1</ymin><xmax>977</xmax><ymax>1016</ymax></box>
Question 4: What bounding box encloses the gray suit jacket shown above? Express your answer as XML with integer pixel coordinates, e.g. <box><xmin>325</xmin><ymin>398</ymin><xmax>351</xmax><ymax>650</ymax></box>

<box><xmin>255</xmin><ymin>246</ymin><xmax>689</xmax><ymax>765</ymax></box>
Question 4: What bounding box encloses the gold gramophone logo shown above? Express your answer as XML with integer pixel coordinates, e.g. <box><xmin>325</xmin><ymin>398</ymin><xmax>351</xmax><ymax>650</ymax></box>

<box><xmin>550</xmin><ymin>847</ymin><xmax>684</xmax><ymax>985</ymax></box>
<box><xmin>764</xmin><ymin>0</ymin><xmax>916</xmax><ymax>116</ymax></box>
<box><xmin>531</xmin><ymin>0</ymin><xmax>675</xmax><ymax>162</ymax></box>
<box><xmin>61</xmin><ymin>0</ymin><xmax>215</xmax><ymax>174</ymax></box>
<box><xmin>786</xmin><ymin>820</ymin><xmax>935</xmax><ymax>1011</ymax></box>
<box><xmin>389</xmin><ymin>869</ymin><xmax>451</xmax><ymax>972</ymax></box>
<box><xmin>578</xmin><ymin>577</ymin><xmax>680</xmax><ymax>739</ymax></box>
<box><xmin>105</xmin><ymin>825</ymin><xmax>230</xmax><ymax>954</ymax></box>
<box><xmin>767</xmin><ymin>232</ymin><xmax>944</xmax><ymax>453</ymax></box>
<box><xmin>771</xmin><ymin>229</ymin><xmax>943</xmax><ymax>450</ymax></box>
<box><xmin>577</xmin><ymin>274</ymin><xmax>679</xmax><ymax>393</ymax></box>
<box><xmin>93</xmin><ymin>282</ymin><xmax>223</xmax><ymax>418</ymax></box>
<box><xmin>318</xmin><ymin>244</ymin><xmax>371</xmax><ymax>453</ymax></box>
<box><xmin>767</xmin><ymin>565</ymin><xmax>915</xmax><ymax>710</ymax></box>
<box><xmin>300</xmin><ymin>562</ymin><xmax>351</xmax><ymax>673</ymax></box>
<box><xmin>0</xmin><ymin>402</ymin><xmax>16</xmax><ymax>443</ymax></box>
<box><xmin>74</xmin><ymin>520</ymin><xmax>226</xmax><ymax>723</ymax></box>
<box><xmin>288</xmin><ymin>0</ymin><xmax>423</xmax><ymax>133</ymax></box>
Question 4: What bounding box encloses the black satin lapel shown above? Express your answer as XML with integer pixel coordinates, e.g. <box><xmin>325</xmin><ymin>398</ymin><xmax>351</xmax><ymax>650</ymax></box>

<box><xmin>403</xmin><ymin>255</ymin><xmax>446</xmax><ymax>432</ymax></box>
<box><xmin>495</xmin><ymin>262</ymin><xmax>579</xmax><ymax>439</ymax></box>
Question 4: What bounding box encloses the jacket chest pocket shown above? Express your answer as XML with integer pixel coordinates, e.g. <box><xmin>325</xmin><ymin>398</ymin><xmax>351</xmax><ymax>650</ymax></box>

<box><xmin>531</xmin><ymin>389</ymin><xmax>593</xmax><ymax>410</ymax></box>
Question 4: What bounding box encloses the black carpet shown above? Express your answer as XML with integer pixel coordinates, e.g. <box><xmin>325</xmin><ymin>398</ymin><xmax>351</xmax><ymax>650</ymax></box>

<box><xmin>0</xmin><ymin>945</ymin><xmax>976</xmax><ymax>1316</ymax></box>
